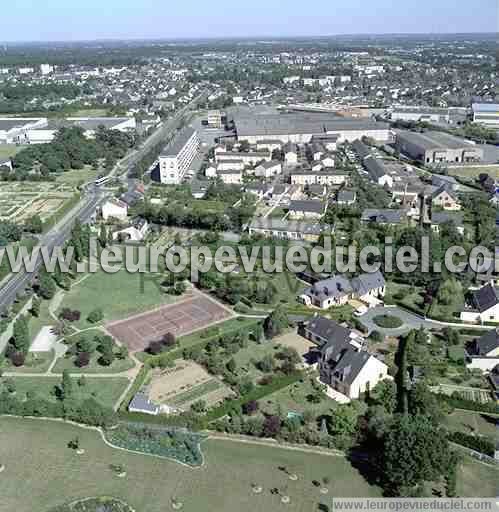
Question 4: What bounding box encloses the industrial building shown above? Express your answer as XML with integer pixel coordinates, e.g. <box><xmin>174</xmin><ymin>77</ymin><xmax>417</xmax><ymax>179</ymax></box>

<box><xmin>395</xmin><ymin>130</ymin><xmax>483</xmax><ymax>164</ymax></box>
<box><xmin>0</xmin><ymin>116</ymin><xmax>136</xmax><ymax>144</ymax></box>
<box><xmin>234</xmin><ymin>112</ymin><xmax>391</xmax><ymax>144</ymax></box>
<box><xmin>159</xmin><ymin>127</ymin><xmax>200</xmax><ymax>184</ymax></box>
<box><xmin>391</xmin><ymin>106</ymin><xmax>451</xmax><ymax>124</ymax></box>
<box><xmin>207</xmin><ymin>110</ymin><xmax>223</xmax><ymax>128</ymax></box>
<box><xmin>472</xmin><ymin>103</ymin><xmax>499</xmax><ymax>128</ymax></box>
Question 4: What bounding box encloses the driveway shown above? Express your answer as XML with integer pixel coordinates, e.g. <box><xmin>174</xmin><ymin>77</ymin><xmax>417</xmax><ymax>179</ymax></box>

<box><xmin>357</xmin><ymin>305</ymin><xmax>490</xmax><ymax>336</ymax></box>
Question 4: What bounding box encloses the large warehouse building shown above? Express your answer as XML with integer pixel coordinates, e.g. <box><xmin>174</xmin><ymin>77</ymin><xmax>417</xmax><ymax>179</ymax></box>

<box><xmin>234</xmin><ymin>113</ymin><xmax>391</xmax><ymax>144</ymax></box>
<box><xmin>395</xmin><ymin>130</ymin><xmax>483</xmax><ymax>164</ymax></box>
<box><xmin>159</xmin><ymin>127</ymin><xmax>200</xmax><ymax>184</ymax></box>
<box><xmin>0</xmin><ymin>116</ymin><xmax>136</xmax><ymax>144</ymax></box>
<box><xmin>472</xmin><ymin>103</ymin><xmax>499</xmax><ymax>128</ymax></box>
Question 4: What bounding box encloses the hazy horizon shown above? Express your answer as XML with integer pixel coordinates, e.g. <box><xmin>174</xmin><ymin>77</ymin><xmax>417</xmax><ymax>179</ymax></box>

<box><xmin>2</xmin><ymin>0</ymin><xmax>496</xmax><ymax>43</ymax></box>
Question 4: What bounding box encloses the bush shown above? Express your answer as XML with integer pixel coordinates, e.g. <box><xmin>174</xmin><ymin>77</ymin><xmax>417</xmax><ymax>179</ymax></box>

<box><xmin>87</xmin><ymin>308</ymin><xmax>104</xmax><ymax>324</ymax></box>
<box><xmin>373</xmin><ymin>315</ymin><xmax>403</xmax><ymax>329</ymax></box>
<box><xmin>448</xmin><ymin>431</ymin><xmax>495</xmax><ymax>457</ymax></box>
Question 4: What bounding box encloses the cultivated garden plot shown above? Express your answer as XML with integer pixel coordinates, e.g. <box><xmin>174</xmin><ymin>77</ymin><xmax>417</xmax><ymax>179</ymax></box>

<box><xmin>148</xmin><ymin>360</ymin><xmax>234</xmax><ymax>409</ymax></box>
<box><xmin>0</xmin><ymin>181</ymin><xmax>76</xmax><ymax>222</ymax></box>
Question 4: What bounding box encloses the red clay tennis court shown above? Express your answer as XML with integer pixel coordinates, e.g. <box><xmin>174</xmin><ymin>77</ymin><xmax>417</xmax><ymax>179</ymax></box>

<box><xmin>105</xmin><ymin>295</ymin><xmax>232</xmax><ymax>352</ymax></box>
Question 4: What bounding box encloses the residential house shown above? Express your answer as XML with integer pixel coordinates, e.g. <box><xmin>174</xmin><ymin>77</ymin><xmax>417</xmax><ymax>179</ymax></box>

<box><xmin>361</xmin><ymin>209</ymin><xmax>408</xmax><ymax>226</ymax></box>
<box><xmin>363</xmin><ymin>155</ymin><xmax>394</xmax><ymax>188</ymax></box>
<box><xmin>431</xmin><ymin>174</ymin><xmax>459</xmax><ymax>191</ymax></box>
<box><xmin>431</xmin><ymin>212</ymin><xmax>464</xmax><ymax>235</ymax></box>
<box><xmin>431</xmin><ymin>185</ymin><xmax>461</xmax><ymax>211</ymax></box>
<box><xmin>288</xmin><ymin>199</ymin><xmax>326</xmax><ymax>219</ymax></box>
<box><xmin>337</xmin><ymin>190</ymin><xmax>357</xmax><ymax>206</ymax></box>
<box><xmin>256</xmin><ymin>139</ymin><xmax>283</xmax><ymax>153</ymax></box>
<box><xmin>218</xmin><ymin>169</ymin><xmax>243</xmax><ymax>185</ymax></box>
<box><xmin>461</xmin><ymin>284</ymin><xmax>499</xmax><ymax>324</ymax></box>
<box><xmin>248</xmin><ymin>218</ymin><xmax>334</xmax><ymax>243</ymax></box>
<box><xmin>128</xmin><ymin>392</ymin><xmax>159</xmax><ymax>415</ymax></box>
<box><xmin>300</xmin><ymin>271</ymin><xmax>386</xmax><ymax>309</ymax></box>
<box><xmin>245</xmin><ymin>183</ymin><xmax>273</xmax><ymax>200</ymax></box>
<box><xmin>113</xmin><ymin>217</ymin><xmax>149</xmax><ymax>242</ymax></box>
<box><xmin>465</xmin><ymin>328</ymin><xmax>499</xmax><ymax>372</ymax></box>
<box><xmin>254</xmin><ymin>160</ymin><xmax>282</xmax><ymax>178</ymax></box>
<box><xmin>283</xmin><ymin>142</ymin><xmax>299</xmax><ymax>165</ymax></box>
<box><xmin>205</xmin><ymin>164</ymin><xmax>217</xmax><ymax>178</ymax></box>
<box><xmin>300</xmin><ymin>316</ymin><xmax>389</xmax><ymax>400</ymax></box>
<box><xmin>101</xmin><ymin>198</ymin><xmax>128</xmax><ymax>221</ymax></box>
<box><xmin>217</xmin><ymin>159</ymin><xmax>245</xmax><ymax>172</ymax></box>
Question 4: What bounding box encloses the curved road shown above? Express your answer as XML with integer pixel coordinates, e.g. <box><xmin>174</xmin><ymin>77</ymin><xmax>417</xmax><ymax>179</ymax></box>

<box><xmin>357</xmin><ymin>305</ymin><xmax>491</xmax><ymax>335</ymax></box>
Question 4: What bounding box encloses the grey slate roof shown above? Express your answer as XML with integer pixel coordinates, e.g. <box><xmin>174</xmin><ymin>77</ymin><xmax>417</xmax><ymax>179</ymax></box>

<box><xmin>351</xmin><ymin>271</ymin><xmax>386</xmax><ymax>296</ymax></box>
<box><xmin>322</xmin><ymin>343</ymin><xmax>373</xmax><ymax>386</ymax></box>
<box><xmin>352</xmin><ymin>139</ymin><xmax>372</xmax><ymax>159</ymax></box>
<box><xmin>396</xmin><ymin>130</ymin><xmax>477</xmax><ymax>151</ymax></box>
<box><xmin>306</xmin><ymin>275</ymin><xmax>353</xmax><ymax>302</ymax></box>
<box><xmin>472</xmin><ymin>284</ymin><xmax>499</xmax><ymax>314</ymax></box>
<box><xmin>474</xmin><ymin>328</ymin><xmax>499</xmax><ymax>356</ymax></box>
<box><xmin>289</xmin><ymin>200</ymin><xmax>325</xmax><ymax>215</ymax></box>
<box><xmin>431</xmin><ymin>184</ymin><xmax>459</xmax><ymax>202</ymax></box>
<box><xmin>364</xmin><ymin>155</ymin><xmax>389</xmax><ymax>181</ymax></box>
<box><xmin>129</xmin><ymin>393</ymin><xmax>158</xmax><ymax>414</ymax></box>
<box><xmin>305</xmin><ymin>316</ymin><xmax>352</xmax><ymax>346</ymax></box>
<box><xmin>431</xmin><ymin>212</ymin><xmax>464</xmax><ymax>226</ymax></box>
<box><xmin>361</xmin><ymin>209</ymin><xmax>406</xmax><ymax>225</ymax></box>
<box><xmin>337</xmin><ymin>190</ymin><xmax>356</xmax><ymax>203</ymax></box>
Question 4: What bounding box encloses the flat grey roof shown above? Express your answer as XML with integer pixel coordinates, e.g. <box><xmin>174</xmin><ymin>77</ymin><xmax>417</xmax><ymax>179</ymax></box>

<box><xmin>160</xmin><ymin>127</ymin><xmax>196</xmax><ymax>157</ymax></box>
<box><xmin>39</xmin><ymin>117</ymin><xmax>131</xmax><ymax>131</ymax></box>
<box><xmin>235</xmin><ymin>113</ymin><xmax>388</xmax><ymax>137</ymax></box>
<box><xmin>396</xmin><ymin>130</ymin><xmax>477</xmax><ymax>151</ymax></box>
<box><xmin>249</xmin><ymin>218</ymin><xmax>332</xmax><ymax>235</ymax></box>
<box><xmin>0</xmin><ymin>118</ymin><xmax>44</xmax><ymax>131</ymax></box>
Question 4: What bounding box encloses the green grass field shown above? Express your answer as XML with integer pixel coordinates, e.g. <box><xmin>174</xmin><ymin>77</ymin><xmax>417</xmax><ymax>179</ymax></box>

<box><xmin>0</xmin><ymin>417</ymin><xmax>382</xmax><ymax>512</ymax></box>
<box><xmin>57</xmin><ymin>268</ymin><xmax>176</xmax><ymax>329</ymax></box>
<box><xmin>52</xmin><ymin>351</ymin><xmax>135</xmax><ymax>375</ymax></box>
<box><xmin>2</xmin><ymin>376</ymin><xmax>128</xmax><ymax>409</ymax></box>
<box><xmin>447</xmin><ymin>165</ymin><xmax>499</xmax><ymax>179</ymax></box>
<box><xmin>55</xmin><ymin>166</ymin><xmax>100</xmax><ymax>186</ymax></box>
<box><xmin>0</xmin><ymin>144</ymin><xmax>27</xmax><ymax>160</ymax></box>
<box><xmin>443</xmin><ymin>410</ymin><xmax>499</xmax><ymax>441</ymax></box>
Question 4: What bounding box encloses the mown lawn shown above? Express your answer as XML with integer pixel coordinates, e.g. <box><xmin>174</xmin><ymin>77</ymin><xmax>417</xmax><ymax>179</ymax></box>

<box><xmin>1</xmin><ymin>376</ymin><xmax>128</xmax><ymax>409</ymax></box>
<box><xmin>0</xmin><ymin>144</ymin><xmax>27</xmax><ymax>160</ymax></box>
<box><xmin>0</xmin><ymin>417</ymin><xmax>383</xmax><ymax>512</ymax></box>
<box><xmin>55</xmin><ymin>166</ymin><xmax>100</xmax><ymax>186</ymax></box>
<box><xmin>442</xmin><ymin>410</ymin><xmax>499</xmax><ymax>441</ymax></box>
<box><xmin>56</xmin><ymin>268</ymin><xmax>176</xmax><ymax>329</ymax></box>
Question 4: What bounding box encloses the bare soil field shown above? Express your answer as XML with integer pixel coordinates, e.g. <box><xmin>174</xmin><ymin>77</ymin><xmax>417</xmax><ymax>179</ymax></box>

<box><xmin>148</xmin><ymin>360</ymin><xmax>234</xmax><ymax>409</ymax></box>
<box><xmin>106</xmin><ymin>294</ymin><xmax>233</xmax><ymax>352</ymax></box>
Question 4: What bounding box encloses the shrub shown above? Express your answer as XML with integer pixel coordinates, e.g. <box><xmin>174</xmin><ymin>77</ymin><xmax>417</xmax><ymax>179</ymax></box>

<box><xmin>373</xmin><ymin>315</ymin><xmax>403</xmax><ymax>329</ymax></box>
<box><xmin>87</xmin><ymin>308</ymin><xmax>104</xmax><ymax>324</ymax></box>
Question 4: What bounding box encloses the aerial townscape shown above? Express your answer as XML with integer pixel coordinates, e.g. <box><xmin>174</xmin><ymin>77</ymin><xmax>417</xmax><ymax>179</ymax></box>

<box><xmin>0</xmin><ymin>2</ymin><xmax>498</xmax><ymax>511</ymax></box>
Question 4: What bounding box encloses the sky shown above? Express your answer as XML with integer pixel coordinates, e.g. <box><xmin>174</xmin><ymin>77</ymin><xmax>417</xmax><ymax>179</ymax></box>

<box><xmin>2</xmin><ymin>0</ymin><xmax>497</xmax><ymax>42</ymax></box>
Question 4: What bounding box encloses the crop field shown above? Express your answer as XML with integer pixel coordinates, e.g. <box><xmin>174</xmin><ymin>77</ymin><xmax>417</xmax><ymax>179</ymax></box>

<box><xmin>433</xmin><ymin>384</ymin><xmax>493</xmax><ymax>404</ymax></box>
<box><xmin>148</xmin><ymin>360</ymin><xmax>234</xmax><ymax>409</ymax></box>
<box><xmin>0</xmin><ymin>181</ymin><xmax>76</xmax><ymax>222</ymax></box>
<box><xmin>0</xmin><ymin>417</ymin><xmax>386</xmax><ymax>512</ymax></box>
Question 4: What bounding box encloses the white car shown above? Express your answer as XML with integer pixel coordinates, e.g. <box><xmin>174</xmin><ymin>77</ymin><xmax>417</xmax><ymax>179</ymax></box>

<box><xmin>353</xmin><ymin>305</ymin><xmax>369</xmax><ymax>317</ymax></box>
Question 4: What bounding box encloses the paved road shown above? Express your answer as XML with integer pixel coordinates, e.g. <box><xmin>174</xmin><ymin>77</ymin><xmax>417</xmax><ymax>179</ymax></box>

<box><xmin>357</xmin><ymin>305</ymin><xmax>491</xmax><ymax>335</ymax></box>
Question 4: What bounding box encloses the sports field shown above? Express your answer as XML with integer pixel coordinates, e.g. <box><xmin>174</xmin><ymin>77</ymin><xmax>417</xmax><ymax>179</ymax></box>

<box><xmin>0</xmin><ymin>417</ymin><xmax>382</xmax><ymax>512</ymax></box>
<box><xmin>106</xmin><ymin>294</ymin><xmax>233</xmax><ymax>352</ymax></box>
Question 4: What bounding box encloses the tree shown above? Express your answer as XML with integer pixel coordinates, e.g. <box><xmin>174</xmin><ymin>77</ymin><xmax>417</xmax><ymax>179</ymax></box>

<box><xmin>258</xmin><ymin>354</ymin><xmax>275</xmax><ymax>373</ymax></box>
<box><xmin>60</xmin><ymin>370</ymin><xmax>73</xmax><ymax>400</ymax></box>
<box><xmin>38</xmin><ymin>270</ymin><xmax>56</xmax><ymax>299</ymax></box>
<box><xmin>98</xmin><ymin>347</ymin><xmax>115</xmax><ymax>366</ymax></box>
<box><xmin>116</xmin><ymin>346</ymin><xmax>129</xmax><ymax>360</ymax></box>
<box><xmin>11</xmin><ymin>315</ymin><xmax>30</xmax><ymax>354</ymax></box>
<box><xmin>381</xmin><ymin>414</ymin><xmax>451</xmax><ymax>496</ymax></box>
<box><xmin>263</xmin><ymin>415</ymin><xmax>281</xmax><ymax>438</ymax></box>
<box><xmin>24</xmin><ymin>214</ymin><xmax>43</xmax><ymax>234</ymax></box>
<box><xmin>87</xmin><ymin>308</ymin><xmax>103</xmax><ymax>324</ymax></box>
<box><xmin>75</xmin><ymin>352</ymin><xmax>91</xmax><ymax>368</ymax></box>
<box><xmin>162</xmin><ymin>332</ymin><xmax>176</xmax><ymax>348</ymax></box>
<box><xmin>226</xmin><ymin>357</ymin><xmax>237</xmax><ymax>373</ymax></box>
<box><xmin>242</xmin><ymin>400</ymin><xmax>259</xmax><ymax>415</ymax></box>
<box><xmin>263</xmin><ymin>306</ymin><xmax>289</xmax><ymax>339</ymax></box>
<box><xmin>98</xmin><ymin>224</ymin><xmax>108</xmax><ymax>248</ymax></box>
<box><xmin>31</xmin><ymin>296</ymin><xmax>41</xmax><ymax>318</ymax></box>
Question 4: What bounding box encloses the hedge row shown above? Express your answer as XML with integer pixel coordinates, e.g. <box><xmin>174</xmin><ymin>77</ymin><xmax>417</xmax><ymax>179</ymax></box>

<box><xmin>448</xmin><ymin>431</ymin><xmax>495</xmax><ymax>457</ymax></box>
<box><xmin>436</xmin><ymin>393</ymin><xmax>499</xmax><ymax>415</ymax></box>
